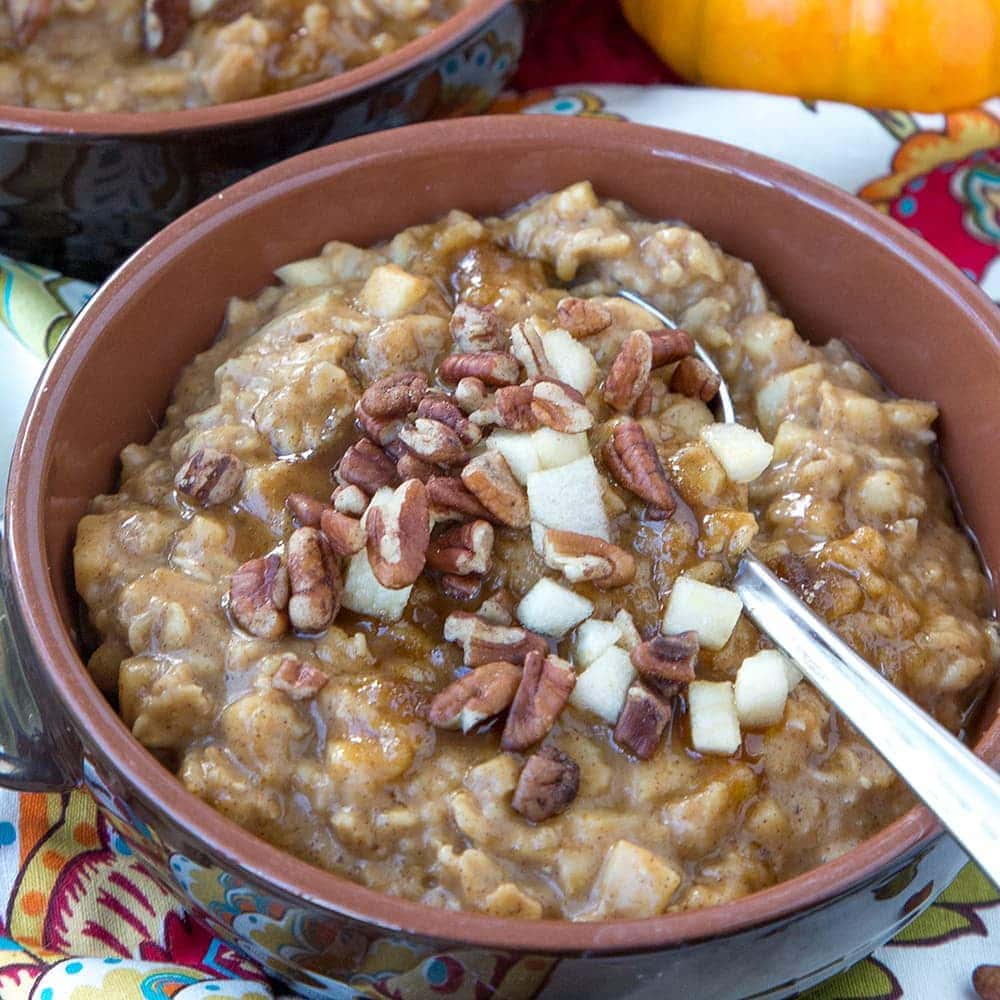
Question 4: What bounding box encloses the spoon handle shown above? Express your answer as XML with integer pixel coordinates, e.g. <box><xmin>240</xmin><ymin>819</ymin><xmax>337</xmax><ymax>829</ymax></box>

<box><xmin>734</xmin><ymin>552</ymin><xmax>1000</xmax><ymax>889</ymax></box>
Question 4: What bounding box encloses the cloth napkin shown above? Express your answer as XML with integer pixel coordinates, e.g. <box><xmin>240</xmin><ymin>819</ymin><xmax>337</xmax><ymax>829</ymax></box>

<box><xmin>1</xmin><ymin>4</ymin><xmax>999</xmax><ymax>995</ymax></box>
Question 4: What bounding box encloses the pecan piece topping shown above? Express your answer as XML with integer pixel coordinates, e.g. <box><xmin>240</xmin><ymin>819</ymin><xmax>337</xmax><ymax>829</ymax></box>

<box><xmin>272</xmin><ymin>656</ymin><xmax>329</xmax><ymax>701</ymax></box>
<box><xmin>320</xmin><ymin>508</ymin><xmax>365</xmax><ymax>557</ymax></box>
<box><xmin>483</xmin><ymin>384</ymin><xmax>540</xmax><ymax>431</ymax></box>
<box><xmin>461</xmin><ymin>452</ymin><xmax>530</xmax><ymax>528</ymax></box>
<box><xmin>439</xmin><ymin>351</ymin><xmax>520</xmax><ymax>387</ymax></box>
<box><xmin>335</xmin><ymin>439</ymin><xmax>398</xmax><ymax>493</ymax></box>
<box><xmin>417</xmin><ymin>393</ymin><xmax>482</xmax><ymax>446</ymax></box>
<box><xmin>478</xmin><ymin>588</ymin><xmax>516</xmax><ymax>625</ymax></box>
<box><xmin>614</xmin><ymin>681</ymin><xmax>672</xmax><ymax>760</ymax></box>
<box><xmin>603</xmin><ymin>419</ymin><xmax>676</xmax><ymax>516</ymax></box>
<box><xmin>512</xmin><ymin>745</ymin><xmax>580</xmax><ymax>822</ymax></box>
<box><xmin>501</xmin><ymin>652</ymin><xmax>576</xmax><ymax>752</ymax></box>
<box><xmin>365</xmin><ymin>479</ymin><xmax>430</xmax><ymax>589</ymax></box>
<box><xmin>443</xmin><ymin>611</ymin><xmax>548</xmax><ymax>667</ymax></box>
<box><xmin>974</xmin><ymin>965</ymin><xmax>1000</xmax><ymax>1000</ymax></box>
<box><xmin>426</xmin><ymin>475</ymin><xmax>495</xmax><ymax>523</ymax></box>
<box><xmin>395</xmin><ymin>450</ymin><xmax>434</xmax><ymax>483</ymax></box>
<box><xmin>438</xmin><ymin>573</ymin><xmax>483</xmax><ymax>602</ymax></box>
<box><xmin>355</xmin><ymin>401</ymin><xmax>402</xmax><ymax>446</ymax></box>
<box><xmin>454</xmin><ymin>377</ymin><xmax>488</xmax><ymax>415</ymax></box>
<box><xmin>5</xmin><ymin>0</ymin><xmax>50</xmax><ymax>46</ymax></box>
<box><xmin>556</xmin><ymin>296</ymin><xmax>613</xmax><ymax>338</ymax></box>
<box><xmin>542</xmin><ymin>529</ymin><xmax>636</xmax><ymax>589</ymax></box>
<box><xmin>229</xmin><ymin>555</ymin><xmax>289</xmax><ymax>639</ymax></box>
<box><xmin>331</xmin><ymin>483</ymin><xmax>369</xmax><ymax>516</ymax></box>
<box><xmin>427</xmin><ymin>661</ymin><xmax>523</xmax><ymax>732</ymax></box>
<box><xmin>531</xmin><ymin>380</ymin><xmax>594</xmax><ymax>433</ymax></box>
<box><xmin>603</xmin><ymin>330</ymin><xmax>653</xmax><ymax>413</ymax></box>
<box><xmin>359</xmin><ymin>370</ymin><xmax>427</xmax><ymax>418</ymax></box>
<box><xmin>631</xmin><ymin>631</ymin><xmax>698</xmax><ymax>697</ymax></box>
<box><xmin>175</xmin><ymin>448</ymin><xmax>244</xmax><ymax>506</ymax></box>
<box><xmin>649</xmin><ymin>329</ymin><xmax>694</xmax><ymax>367</ymax></box>
<box><xmin>450</xmin><ymin>302</ymin><xmax>506</xmax><ymax>353</ymax></box>
<box><xmin>398</xmin><ymin>418</ymin><xmax>468</xmax><ymax>465</ymax></box>
<box><xmin>287</xmin><ymin>527</ymin><xmax>341</xmax><ymax>632</ymax></box>
<box><xmin>143</xmin><ymin>0</ymin><xmax>190</xmax><ymax>56</ymax></box>
<box><xmin>286</xmin><ymin>492</ymin><xmax>326</xmax><ymax>528</ymax></box>
<box><xmin>426</xmin><ymin>519</ymin><xmax>494</xmax><ymax>576</ymax></box>
<box><xmin>670</xmin><ymin>356</ymin><xmax>721</xmax><ymax>402</ymax></box>
<box><xmin>509</xmin><ymin>320</ymin><xmax>554</xmax><ymax>378</ymax></box>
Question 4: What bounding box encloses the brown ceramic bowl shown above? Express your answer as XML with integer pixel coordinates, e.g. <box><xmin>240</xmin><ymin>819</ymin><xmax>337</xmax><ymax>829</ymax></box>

<box><xmin>4</xmin><ymin>117</ymin><xmax>999</xmax><ymax>999</ymax></box>
<box><xmin>0</xmin><ymin>0</ymin><xmax>525</xmax><ymax>282</ymax></box>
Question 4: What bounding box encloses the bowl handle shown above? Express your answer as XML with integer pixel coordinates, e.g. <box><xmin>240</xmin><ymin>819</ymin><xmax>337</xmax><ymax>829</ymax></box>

<box><xmin>0</xmin><ymin>530</ymin><xmax>82</xmax><ymax>791</ymax></box>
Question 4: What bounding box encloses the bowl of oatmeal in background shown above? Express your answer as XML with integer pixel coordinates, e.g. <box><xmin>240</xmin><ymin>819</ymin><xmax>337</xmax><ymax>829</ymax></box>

<box><xmin>0</xmin><ymin>0</ymin><xmax>525</xmax><ymax>281</ymax></box>
<box><xmin>4</xmin><ymin>117</ymin><xmax>1000</xmax><ymax>998</ymax></box>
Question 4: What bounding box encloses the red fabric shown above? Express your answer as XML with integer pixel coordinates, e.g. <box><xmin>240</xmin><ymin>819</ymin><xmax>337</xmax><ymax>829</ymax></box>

<box><xmin>513</xmin><ymin>0</ymin><xmax>681</xmax><ymax>90</ymax></box>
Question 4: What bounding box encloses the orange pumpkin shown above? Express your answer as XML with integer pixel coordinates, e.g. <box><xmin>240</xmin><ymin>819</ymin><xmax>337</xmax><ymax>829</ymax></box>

<box><xmin>621</xmin><ymin>0</ymin><xmax>1000</xmax><ymax>111</ymax></box>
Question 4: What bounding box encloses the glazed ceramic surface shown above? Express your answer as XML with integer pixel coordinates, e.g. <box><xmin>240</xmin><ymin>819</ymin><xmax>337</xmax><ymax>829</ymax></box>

<box><xmin>0</xmin><ymin>0</ymin><xmax>523</xmax><ymax>282</ymax></box>
<box><xmin>4</xmin><ymin>118</ymin><xmax>1000</xmax><ymax>998</ymax></box>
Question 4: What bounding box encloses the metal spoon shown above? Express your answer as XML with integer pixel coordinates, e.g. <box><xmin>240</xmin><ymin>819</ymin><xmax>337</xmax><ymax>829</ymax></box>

<box><xmin>617</xmin><ymin>288</ymin><xmax>1000</xmax><ymax>889</ymax></box>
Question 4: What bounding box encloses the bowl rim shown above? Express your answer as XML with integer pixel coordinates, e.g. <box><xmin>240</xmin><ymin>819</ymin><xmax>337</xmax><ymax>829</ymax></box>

<box><xmin>6</xmin><ymin>116</ymin><xmax>999</xmax><ymax>955</ymax></box>
<box><xmin>0</xmin><ymin>0</ymin><xmax>514</xmax><ymax>138</ymax></box>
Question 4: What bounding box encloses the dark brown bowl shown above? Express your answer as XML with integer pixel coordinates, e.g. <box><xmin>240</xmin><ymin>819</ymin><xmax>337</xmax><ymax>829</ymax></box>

<box><xmin>0</xmin><ymin>0</ymin><xmax>524</xmax><ymax>282</ymax></box>
<box><xmin>4</xmin><ymin>117</ymin><xmax>999</xmax><ymax>998</ymax></box>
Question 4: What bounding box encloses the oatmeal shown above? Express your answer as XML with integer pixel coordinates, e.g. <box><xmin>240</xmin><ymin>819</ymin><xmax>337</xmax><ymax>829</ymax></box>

<box><xmin>73</xmin><ymin>182</ymin><xmax>997</xmax><ymax>920</ymax></box>
<box><xmin>0</xmin><ymin>0</ymin><xmax>467</xmax><ymax>112</ymax></box>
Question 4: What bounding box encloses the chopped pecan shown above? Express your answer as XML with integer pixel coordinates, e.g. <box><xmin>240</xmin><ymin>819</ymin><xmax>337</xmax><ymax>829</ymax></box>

<box><xmin>272</xmin><ymin>656</ymin><xmax>329</xmax><ymax>701</ymax></box>
<box><xmin>229</xmin><ymin>555</ymin><xmax>289</xmax><ymax>639</ymax></box>
<box><xmin>511</xmin><ymin>745</ymin><xmax>580</xmax><ymax>822</ymax></box>
<box><xmin>510</xmin><ymin>320</ymin><xmax>554</xmax><ymax>378</ymax></box>
<box><xmin>359</xmin><ymin>370</ymin><xmax>427</xmax><ymax>418</ymax></box>
<box><xmin>331</xmin><ymin>483</ymin><xmax>369</xmax><ymax>516</ymax></box>
<box><xmin>454</xmin><ymin>377</ymin><xmax>488</xmax><ymax>415</ymax></box>
<box><xmin>603</xmin><ymin>419</ymin><xmax>675</xmax><ymax>515</ymax></box>
<box><xmin>287</xmin><ymin>527</ymin><xmax>340</xmax><ymax>632</ymax></box>
<box><xmin>417</xmin><ymin>393</ymin><xmax>481</xmax><ymax>446</ymax></box>
<box><xmin>426</xmin><ymin>519</ymin><xmax>494</xmax><ymax>576</ymax></box>
<box><xmin>556</xmin><ymin>296</ymin><xmax>613</xmax><ymax>339</ymax></box>
<box><xmin>974</xmin><ymin>965</ymin><xmax>1000</xmax><ymax>1000</ymax></box>
<box><xmin>542</xmin><ymin>529</ymin><xmax>636</xmax><ymax>589</ymax></box>
<box><xmin>320</xmin><ymin>508</ymin><xmax>365</xmax><ymax>557</ymax></box>
<box><xmin>438</xmin><ymin>573</ymin><xmax>483</xmax><ymax>601</ymax></box>
<box><xmin>443</xmin><ymin>611</ymin><xmax>548</xmax><ymax>667</ymax></box>
<box><xmin>286</xmin><ymin>492</ymin><xmax>326</xmax><ymax>528</ymax></box>
<box><xmin>398</xmin><ymin>418</ymin><xmax>468</xmax><ymax>466</ymax></box>
<box><xmin>649</xmin><ymin>329</ymin><xmax>695</xmax><ymax>368</ymax></box>
<box><xmin>5</xmin><ymin>0</ymin><xmax>50</xmax><ymax>46</ymax></box>
<box><xmin>449</xmin><ymin>302</ymin><xmax>506</xmax><ymax>353</ymax></box>
<box><xmin>461</xmin><ymin>452</ymin><xmax>530</xmax><ymax>528</ymax></box>
<box><xmin>426</xmin><ymin>475</ymin><xmax>495</xmax><ymax>523</ymax></box>
<box><xmin>670</xmin><ymin>356</ymin><xmax>721</xmax><ymax>402</ymax></box>
<box><xmin>613</xmin><ymin>681</ymin><xmax>672</xmax><ymax>760</ymax></box>
<box><xmin>501</xmin><ymin>652</ymin><xmax>576</xmax><ymax>751</ymax></box>
<box><xmin>631</xmin><ymin>631</ymin><xmax>698</xmax><ymax>696</ymax></box>
<box><xmin>335</xmin><ymin>438</ymin><xmax>398</xmax><ymax>493</ymax></box>
<box><xmin>439</xmin><ymin>351</ymin><xmax>520</xmax><ymax>387</ymax></box>
<box><xmin>355</xmin><ymin>401</ymin><xmax>402</xmax><ymax>446</ymax></box>
<box><xmin>175</xmin><ymin>448</ymin><xmax>244</xmax><ymax>506</ymax></box>
<box><xmin>427</xmin><ymin>661</ymin><xmax>523</xmax><ymax>731</ymax></box>
<box><xmin>364</xmin><ymin>478</ymin><xmax>429</xmax><ymax>589</ymax></box>
<box><xmin>603</xmin><ymin>330</ymin><xmax>653</xmax><ymax>412</ymax></box>
<box><xmin>478</xmin><ymin>588</ymin><xmax>516</xmax><ymax>626</ymax></box>
<box><xmin>143</xmin><ymin>0</ymin><xmax>190</xmax><ymax>56</ymax></box>
<box><xmin>396</xmin><ymin>450</ymin><xmax>434</xmax><ymax>482</ymax></box>
<box><xmin>531</xmin><ymin>380</ymin><xmax>594</xmax><ymax>433</ymax></box>
<box><xmin>485</xmin><ymin>384</ymin><xmax>540</xmax><ymax>431</ymax></box>
<box><xmin>633</xmin><ymin>382</ymin><xmax>654</xmax><ymax>418</ymax></box>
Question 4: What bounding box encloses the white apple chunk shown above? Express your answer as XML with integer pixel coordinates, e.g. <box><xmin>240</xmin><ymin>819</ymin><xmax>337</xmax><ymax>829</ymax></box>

<box><xmin>531</xmin><ymin>427</ymin><xmax>590</xmax><ymax>469</ymax></box>
<box><xmin>569</xmin><ymin>645</ymin><xmax>635</xmax><ymax>723</ymax></box>
<box><xmin>483</xmin><ymin>429</ymin><xmax>540</xmax><ymax>484</ymax></box>
<box><xmin>274</xmin><ymin>256</ymin><xmax>332</xmax><ymax>287</ymax></box>
<box><xmin>586</xmin><ymin>840</ymin><xmax>681</xmax><ymax>918</ymax></box>
<box><xmin>516</xmin><ymin>578</ymin><xmax>593</xmax><ymax>637</ymax></box>
<box><xmin>541</xmin><ymin>327</ymin><xmax>600</xmax><ymax>395</ymax></box>
<box><xmin>699</xmin><ymin>423</ymin><xmax>775</xmax><ymax>484</ymax></box>
<box><xmin>688</xmin><ymin>681</ymin><xmax>741</xmax><ymax>756</ymax></box>
<box><xmin>341</xmin><ymin>549</ymin><xmax>412</xmax><ymax>621</ymax></box>
<box><xmin>358</xmin><ymin>264</ymin><xmax>430</xmax><ymax>320</ymax></box>
<box><xmin>526</xmin><ymin>455</ymin><xmax>610</xmax><ymax>542</ymax></box>
<box><xmin>662</xmin><ymin>575</ymin><xmax>743</xmax><ymax>651</ymax></box>
<box><xmin>735</xmin><ymin>651</ymin><xmax>791</xmax><ymax>728</ymax></box>
<box><xmin>573</xmin><ymin>619</ymin><xmax>622</xmax><ymax>668</ymax></box>
<box><xmin>613</xmin><ymin>609</ymin><xmax>642</xmax><ymax>651</ymax></box>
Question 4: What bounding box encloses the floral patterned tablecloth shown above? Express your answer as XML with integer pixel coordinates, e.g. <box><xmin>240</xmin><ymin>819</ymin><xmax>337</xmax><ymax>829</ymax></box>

<box><xmin>0</xmin><ymin>79</ymin><xmax>998</xmax><ymax>1000</ymax></box>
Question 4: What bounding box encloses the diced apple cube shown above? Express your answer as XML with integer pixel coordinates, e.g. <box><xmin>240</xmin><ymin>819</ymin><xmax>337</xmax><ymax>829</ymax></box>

<box><xmin>532</xmin><ymin>427</ymin><xmax>590</xmax><ymax>469</ymax></box>
<box><xmin>530</xmin><ymin>521</ymin><xmax>546</xmax><ymax>554</ymax></box>
<box><xmin>569</xmin><ymin>645</ymin><xmax>635</xmax><ymax>723</ymax></box>
<box><xmin>274</xmin><ymin>256</ymin><xmax>332</xmax><ymax>287</ymax></box>
<box><xmin>541</xmin><ymin>328</ymin><xmax>600</xmax><ymax>395</ymax></box>
<box><xmin>483</xmin><ymin>429</ymin><xmax>540</xmax><ymax>484</ymax></box>
<box><xmin>613</xmin><ymin>609</ymin><xmax>641</xmax><ymax>651</ymax></box>
<box><xmin>342</xmin><ymin>549</ymin><xmax>413</xmax><ymax>621</ymax></box>
<box><xmin>688</xmin><ymin>681</ymin><xmax>741</xmax><ymax>756</ymax></box>
<box><xmin>517</xmin><ymin>577</ymin><xmax>593</xmax><ymax>637</ymax></box>
<box><xmin>573</xmin><ymin>619</ymin><xmax>622</xmax><ymax>668</ymax></box>
<box><xmin>700</xmin><ymin>423</ymin><xmax>774</xmax><ymax>484</ymax></box>
<box><xmin>735</xmin><ymin>651</ymin><xmax>790</xmax><ymax>728</ymax></box>
<box><xmin>587</xmin><ymin>840</ymin><xmax>681</xmax><ymax>919</ymax></box>
<box><xmin>358</xmin><ymin>264</ymin><xmax>431</xmax><ymax>320</ymax></box>
<box><xmin>743</xmin><ymin>648</ymin><xmax>804</xmax><ymax>691</ymax></box>
<box><xmin>527</xmin><ymin>455</ymin><xmax>610</xmax><ymax>542</ymax></box>
<box><xmin>662</xmin><ymin>575</ymin><xmax>743</xmax><ymax>650</ymax></box>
